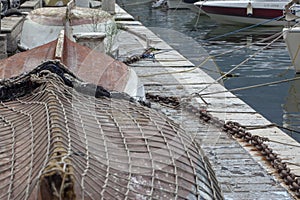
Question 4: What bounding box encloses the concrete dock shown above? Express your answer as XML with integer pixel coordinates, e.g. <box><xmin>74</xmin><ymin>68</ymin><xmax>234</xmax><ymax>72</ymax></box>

<box><xmin>114</xmin><ymin>4</ymin><xmax>300</xmax><ymax>200</ymax></box>
<box><xmin>0</xmin><ymin>2</ymin><xmax>299</xmax><ymax>199</ymax></box>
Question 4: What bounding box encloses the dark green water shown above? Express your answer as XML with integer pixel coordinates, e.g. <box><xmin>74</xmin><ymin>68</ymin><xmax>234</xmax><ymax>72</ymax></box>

<box><xmin>117</xmin><ymin>0</ymin><xmax>300</xmax><ymax>141</ymax></box>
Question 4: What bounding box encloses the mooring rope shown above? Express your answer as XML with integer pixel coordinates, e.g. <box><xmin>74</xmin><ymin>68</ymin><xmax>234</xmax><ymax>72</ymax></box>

<box><xmin>268</xmin><ymin>139</ymin><xmax>300</xmax><ymax>148</ymax></box>
<box><xmin>195</xmin><ymin>31</ymin><xmax>285</xmax><ymax>95</ymax></box>
<box><xmin>136</xmin><ymin>29</ymin><xmax>284</xmax><ymax>78</ymax></box>
<box><xmin>246</xmin><ymin>123</ymin><xmax>300</xmax><ymax>134</ymax></box>
<box><xmin>199</xmin><ymin>76</ymin><xmax>300</xmax><ymax>96</ymax></box>
<box><xmin>118</xmin><ymin>0</ymin><xmax>153</xmax><ymax>7</ymax></box>
<box><xmin>203</xmin><ymin>15</ymin><xmax>286</xmax><ymax>42</ymax></box>
<box><xmin>139</xmin><ymin>56</ymin><xmax>212</xmax><ymax>77</ymax></box>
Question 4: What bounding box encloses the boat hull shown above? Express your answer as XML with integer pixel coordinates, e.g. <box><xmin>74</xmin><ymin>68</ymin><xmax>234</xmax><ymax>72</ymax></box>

<box><xmin>195</xmin><ymin>1</ymin><xmax>289</xmax><ymax>26</ymax></box>
<box><xmin>283</xmin><ymin>26</ymin><xmax>300</xmax><ymax>73</ymax></box>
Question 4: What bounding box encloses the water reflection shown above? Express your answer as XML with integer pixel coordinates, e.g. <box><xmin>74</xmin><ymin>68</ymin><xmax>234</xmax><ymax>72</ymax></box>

<box><xmin>203</xmin><ymin>24</ymin><xmax>283</xmax><ymax>44</ymax></box>
<box><xmin>283</xmin><ymin>74</ymin><xmax>300</xmax><ymax>141</ymax></box>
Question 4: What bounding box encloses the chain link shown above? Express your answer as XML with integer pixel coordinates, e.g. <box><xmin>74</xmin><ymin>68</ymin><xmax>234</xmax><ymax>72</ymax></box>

<box><xmin>123</xmin><ymin>48</ymin><xmax>156</xmax><ymax>65</ymax></box>
<box><xmin>146</xmin><ymin>93</ymin><xmax>180</xmax><ymax>107</ymax></box>
<box><xmin>146</xmin><ymin>93</ymin><xmax>300</xmax><ymax>198</ymax></box>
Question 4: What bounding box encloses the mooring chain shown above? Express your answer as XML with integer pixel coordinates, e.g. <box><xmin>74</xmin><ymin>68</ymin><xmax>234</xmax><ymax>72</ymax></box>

<box><xmin>123</xmin><ymin>47</ymin><xmax>156</xmax><ymax>65</ymax></box>
<box><xmin>146</xmin><ymin>93</ymin><xmax>300</xmax><ymax>197</ymax></box>
<box><xmin>145</xmin><ymin>93</ymin><xmax>180</xmax><ymax>107</ymax></box>
<box><xmin>222</xmin><ymin>121</ymin><xmax>300</xmax><ymax>197</ymax></box>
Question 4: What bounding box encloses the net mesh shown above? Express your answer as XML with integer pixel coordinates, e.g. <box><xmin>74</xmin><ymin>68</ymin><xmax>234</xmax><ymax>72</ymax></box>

<box><xmin>0</xmin><ymin>61</ymin><xmax>223</xmax><ymax>200</ymax></box>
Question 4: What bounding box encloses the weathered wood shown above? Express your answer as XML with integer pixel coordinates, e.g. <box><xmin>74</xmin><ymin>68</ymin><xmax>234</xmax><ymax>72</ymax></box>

<box><xmin>19</xmin><ymin>0</ymin><xmax>40</xmax><ymax>12</ymax></box>
<box><xmin>73</xmin><ymin>32</ymin><xmax>106</xmax><ymax>53</ymax></box>
<box><xmin>1</xmin><ymin>16</ymin><xmax>24</xmax><ymax>53</ymax></box>
<box><xmin>0</xmin><ymin>34</ymin><xmax>7</xmax><ymax>59</ymax></box>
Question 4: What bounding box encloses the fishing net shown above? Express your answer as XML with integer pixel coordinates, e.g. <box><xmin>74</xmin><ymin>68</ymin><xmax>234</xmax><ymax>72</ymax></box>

<box><xmin>0</xmin><ymin>61</ymin><xmax>223</xmax><ymax>199</ymax></box>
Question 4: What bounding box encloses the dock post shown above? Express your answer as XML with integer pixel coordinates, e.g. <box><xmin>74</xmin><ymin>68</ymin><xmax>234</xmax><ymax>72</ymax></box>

<box><xmin>73</xmin><ymin>32</ymin><xmax>106</xmax><ymax>53</ymax></box>
<box><xmin>102</xmin><ymin>0</ymin><xmax>115</xmax><ymax>15</ymax></box>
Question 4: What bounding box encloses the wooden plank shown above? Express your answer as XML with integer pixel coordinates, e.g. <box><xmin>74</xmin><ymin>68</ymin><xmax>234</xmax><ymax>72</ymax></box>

<box><xmin>20</xmin><ymin>0</ymin><xmax>40</xmax><ymax>12</ymax></box>
<box><xmin>115</xmin><ymin>4</ymin><xmax>135</xmax><ymax>21</ymax></box>
<box><xmin>1</xmin><ymin>16</ymin><xmax>24</xmax><ymax>32</ymax></box>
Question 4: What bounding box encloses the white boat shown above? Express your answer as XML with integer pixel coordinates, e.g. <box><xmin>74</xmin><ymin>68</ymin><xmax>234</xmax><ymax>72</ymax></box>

<box><xmin>283</xmin><ymin>24</ymin><xmax>300</xmax><ymax>73</ymax></box>
<box><xmin>194</xmin><ymin>0</ymin><xmax>293</xmax><ymax>26</ymax></box>
<box><xmin>282</xmin><ymin>2</ymin><xmax>300</xmax><ymax>73</ymax></box>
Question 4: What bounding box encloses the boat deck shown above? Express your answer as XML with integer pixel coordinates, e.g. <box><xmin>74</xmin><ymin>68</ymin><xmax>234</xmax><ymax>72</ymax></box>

<box><xmin>115</xmin><ymin>4</ymin><xmax>300</xmax><ymax>200</ymax></box>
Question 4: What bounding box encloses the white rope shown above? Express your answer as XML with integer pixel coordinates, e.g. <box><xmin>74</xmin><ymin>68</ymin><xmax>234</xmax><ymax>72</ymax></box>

<box><xmin>199</xmin><ymin>76</ymin><xmax>300</xmax><ymax>96</ymax></box>
<box><xmin>0</xmin><ymin>115</ymin><xmax>16</xmax><ymax>200</ymax></box>
<box><xmin>16</xmin><ymin>99</ymin><xmax>52</xmax><ymax>200</ymax></box>
<box><xmin>195</xmin><ymin>31</ymin><xmax>285</xmax><ymax>95</ymax></box>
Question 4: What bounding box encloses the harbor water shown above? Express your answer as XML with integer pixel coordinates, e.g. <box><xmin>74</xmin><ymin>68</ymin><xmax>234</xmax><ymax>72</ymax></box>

<box><xmin>117</xmin><ymin>0</ymin><xmax>300</xmax><ymax>142</ymax></box>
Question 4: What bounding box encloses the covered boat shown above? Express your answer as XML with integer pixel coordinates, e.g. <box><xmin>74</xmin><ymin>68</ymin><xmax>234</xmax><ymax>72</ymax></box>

<box><xmin>0</xmin><ymin>59</ymin><xmax>224</xmax><ymax>199</ymax></box>
<box><xmin>0</xmin><ymin>26</ymin><xmax>224</xmax><ymax>200</ymax></box>
<box><xmin>18</xmin><ymin>5</ymin><xmax>118</xmax><ymax>54</ymax></box>
<box><xmin>194</xmin><ymin>0</ymin><xmax>294</xmax><ymax>26</ymax></box>
<box><xmin>0</xmin><ymin>1</ymin><xmax>224</xmax><ymax>198</ymax></box>
<box><xmin>3</xmin><ymin>30</ymin><xmax>144</xmax><ymax>98</ymax></box>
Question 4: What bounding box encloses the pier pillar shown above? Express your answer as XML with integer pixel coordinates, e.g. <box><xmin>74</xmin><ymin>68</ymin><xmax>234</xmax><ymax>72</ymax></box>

<box><xmin>102</xmin><ymin>0</ymin><xmax>115</xmax><ymax>15</ymax></box>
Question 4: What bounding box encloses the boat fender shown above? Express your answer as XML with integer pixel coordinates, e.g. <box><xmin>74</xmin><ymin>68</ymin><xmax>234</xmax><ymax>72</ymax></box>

<box><xmin>247</xmin><ymin>2</ymin><xmax>253</xmax><ymax>17</ymax></box>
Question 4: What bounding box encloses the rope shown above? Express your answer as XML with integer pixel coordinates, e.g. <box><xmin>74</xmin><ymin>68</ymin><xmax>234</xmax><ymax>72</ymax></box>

<box><xmin>135</xmin><ymin>29</ymin><xmax>283</xmax><ymax>79</ymax></box>
<box><xmin>291</xmin><ymin>43</ymin><xmax>300</xmax><ymax>65</ymax></box>
<box><xmin>192</xmin><ymin>3</ymin><xmax>204</xmax><ymax>30</ymax></box>
<box><xmin>139</xmin><ymin>56</ymin><xmax>212</xmax><ymax>77</ymax></box>
<box><xmin>248</xmin><ymin>123</ymin><xmax>300</xmax><ymax>134</ymax></box>
<box><xmin>120</xmin><ymin>0</ymin><xmax>153</xmax><ymax>7</ymax></box>
<box><xmin>199</xmin><ymin>76</ymin><xmax>300</xmax><ymax>96</ymax></box>
<box><xmin>268</xmin><ymin>139</ymin><xmax>300</xmax><ymax>148</ymax></box>
<box><xmin>194</xmin><ymin>31</ymin><xmax>285</xmax><ymax>96</ymax></box>
<box><xmin>195</xmin><ymin>21</ymin><xmax>300</xmax><ymax>95</ymax></box>
<box><xmin>284</xmin><ymin>162</ymin><xmax>300</xmax><ymax>167</ymax></box>
<box><xmin>203</xmin><ymin>15</ymin><xmax>285</xmax><ymax>42</ymax></box>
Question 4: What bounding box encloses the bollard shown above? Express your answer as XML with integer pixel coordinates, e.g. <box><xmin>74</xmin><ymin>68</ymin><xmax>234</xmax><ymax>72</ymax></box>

<box><xmin>102</xmin><ymin>0</ymin><xmax>115</xmax><ymax>15</ymax></box>
<box><xmin>73</xmin><ymin>32</ymin><xmax>106</xmax><ymax>53</ymax></box>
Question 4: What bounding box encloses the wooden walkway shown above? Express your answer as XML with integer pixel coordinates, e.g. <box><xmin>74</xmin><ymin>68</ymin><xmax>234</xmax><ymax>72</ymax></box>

<box><xmin>115</xmin><ymin>4</ymin><xmax>300</xmax><ymax>200</ymax></box>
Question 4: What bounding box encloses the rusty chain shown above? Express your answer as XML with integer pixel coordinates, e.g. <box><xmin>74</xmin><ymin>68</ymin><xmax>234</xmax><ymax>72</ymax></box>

<box><xmin>145</xmin><ymin>93</ymin><xmax>180</xmax><ymax>107</ymax></box>
<box><xmin>146</xmin><ymin>93</ymin><xmax>300</xmax><ymax>198</ymax></box>
<box><xmin>123</xmin><ymin>47</ymin><xmax>156</xmax><ymax>65</ymax></box>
